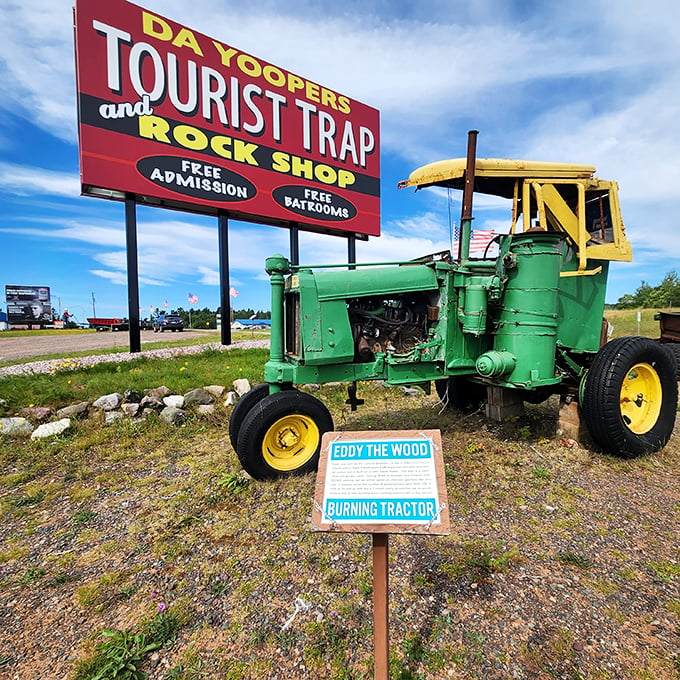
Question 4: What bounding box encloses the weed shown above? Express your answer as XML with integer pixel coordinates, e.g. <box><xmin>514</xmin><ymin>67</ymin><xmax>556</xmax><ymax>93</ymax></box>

<box><xmin>0</xmin><ymin>543</ymin><xmax>29</xmax><ymax>563</ymax></box>
<box><xmin>649</xmin><ymin>561</ymin><xmax>680</xmax><ymax>583</ymax></box>
<box><xmin>557</xmin><ymin>551</ymin><xmax>594</xmax><ymax>569</ymax></box>
<box><xmin>75</xmin><ymin>572</ymin><xmax>127</xmax><ymax>610</ymax></box>
<box><xmin>217</xmin><ymin>471</ymin><xmax>251</xmax><ymax>495</ymax></box>
<box><xmin>222</xmin><ymin>660</ymin><xmax>250</xmax><ymax>680</ymax></box>
<box><xmin>142</xmin><ymin>610</ymin><xmax>182</xmax><ymax>646</ymax></box>
<box><xmin>166</xmin><ymin>647</ymin><xmax>206</xmax><ymax>679</ymax></box>
<box><xmin>7</xmin><ymin>491</ymin><xmax>45</xmax><ymax>507</ymax></box>
<box><xmin>210</xmin><ymin>579</ymin><xmax>231</xmax><ymax>597</ymax></box>
<box><xmin>71</xmin><ymin>509</ymin><xmax>96</xmax><ymax>526</ymax></box>
<box><xmin>18</xmin><ymin>567</ymin><xmax>46</xmax><ymax>585</ymax></box>
<box><xmin>532</xmin><ymin>465</ymin><xmax>551</xmax><ymax>481</ymax></box>
<box><xmin>402</xmin><ymin>634</ymin><xmax>427</xmax><ymax>664</ymax></box>
<box><xmin>517</xmin><ymin>425</ymin><xmax>531</xmax><ymax>440</ymax></box>
<box><xmin>71</xmin><ymin>628</ymin><xmax>160</xmax><ymax>680</ymax></box>
<box><xmin>47</xmin><ymin>570</ymin><xmax>78</xmax><ymax>587</ymax></box>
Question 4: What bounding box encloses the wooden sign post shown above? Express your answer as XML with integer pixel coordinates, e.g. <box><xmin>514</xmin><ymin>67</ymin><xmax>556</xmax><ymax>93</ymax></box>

<box><xmin>312</xmin><ymin>429</ymin><xmax>450</xmax><ymax>679</ymax></box>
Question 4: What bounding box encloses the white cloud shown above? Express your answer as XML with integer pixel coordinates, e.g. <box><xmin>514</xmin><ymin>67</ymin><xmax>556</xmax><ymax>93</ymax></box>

<box><xmin>2</xmin><ymin>0</ymin><xmax>679</xmax><ymax>311</ymax></box>
<box><xmin>0</xmin><ymin>162</ymin><xmax>79</xmax><ymax>197</ymax></box>
<box><xmin>89</xmin><ymin>269</ymin><xmax>127</xmax><ymax>286</ymax></box>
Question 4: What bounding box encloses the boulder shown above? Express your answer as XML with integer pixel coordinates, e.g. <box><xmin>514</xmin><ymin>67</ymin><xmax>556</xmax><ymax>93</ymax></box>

<box><xmin>204</xmin><ymin>385</ymin><xmax>226</xmax><ymax>399</ymax></box>
<box><xmin>232</xmin><ymin>378</ymin><xmax>251</xmax><ymax>397</ymax></box>
<box><xmin>147</xmin><ymin>386</ymin><xmax>171</xmax><ymax>400</ymax></box>
<box><xmin>0</xmin><ymin>417</ymin><xmax>34</xmax><ymax>437</ymax></box>
<box><xmin>183</xmin><ymin>388</ymin><xmax>214</xmax><ymax>406</ymax></box>
<box><xmin>122</xmin><ymin>403</ymin><xmax>140</xmax><ymax>417</ymax></box>
<box><xmin>197</xmin><ymin>404</ymin><xmax>216</xmax><ymax>416</ymax></box>
<box><xmin>223</xmin><ymin>391</ymin><xmax>238</xmax><ymax>407</ymax></box>
<box><xmin>93</xmin><ymin>393</ymin><xmax>123</xmax><ymax>411</ymax></box>
<box><xmin>140</xmin><ymin>395</ymin><xmax>164</xmax><ymax>411</ymax></box>
<box><xmin>20</xmin><ymin>406</ymin><xmax>53</xmax><ymax>422</ymax></box>
<box><xmin>104</xmin><ymin>411</ymin><xmax>123</xmax><ymax>425</ymax></box>
<box><xmin>160</xmin><ymin>406</ymin><xmax>189</xmax><ymax>425</ymax></box>
<box><xmin>31</xmin><ymin>418</ymin><xmax>71</xmax><ymax>440</ymax></box>
<box><xmin>124</xmin><ymin>389</ymin><xmax>144</xmax><ymax>403</ymax></box>
<box><xmin>56</xmin><ymin>401</ymin><xmax>90</xmax><ymax>419</ymax></box>
<box><xmin>163</xmin><ymin>395</ymin><xmax>185</xmax><ymax>408</ymax></box>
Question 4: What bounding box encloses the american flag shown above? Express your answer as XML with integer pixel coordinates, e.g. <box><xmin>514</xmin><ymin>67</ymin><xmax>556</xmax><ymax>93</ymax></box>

<box><xmin>229</xmin><ymin>287</ymin><xmax>239</xmax><ymax>298</ymax></box>
<box><xmin>453</xmin><ymin>230</ymin><xmax>497</xmax><ymax>258</ymax></box>
<box><xmin>187</xmin><ymin>293</ymin><xmax>198</xmax><ymax>305</ymax></box>
<box><xmin>162</xmin><ymin>300</ymin><xmax>168</xmax><ymax>308</ymax></box>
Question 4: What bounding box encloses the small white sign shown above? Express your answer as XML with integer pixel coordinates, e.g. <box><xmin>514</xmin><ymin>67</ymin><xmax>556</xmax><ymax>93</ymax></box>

<box><xmin>312</xmin><ymin>429</ymin><xmax>450</xmax><ymax>535</ymax></box>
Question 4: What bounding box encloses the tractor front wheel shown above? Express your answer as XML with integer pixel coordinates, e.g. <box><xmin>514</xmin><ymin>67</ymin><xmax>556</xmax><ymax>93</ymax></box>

<box><xmin>229</xmin><ymin>383</ymin><xmax>271</xmax><ymax>452</ymax></box>
<box><xmin>582</xmin><ymin>336</ymin><xmax>677</xmax><ymax>458</ymax></box>
<box><xmin>236</xmin><ymin>391</ymin><xmax>333</xmax><ymax>480</ymax></box>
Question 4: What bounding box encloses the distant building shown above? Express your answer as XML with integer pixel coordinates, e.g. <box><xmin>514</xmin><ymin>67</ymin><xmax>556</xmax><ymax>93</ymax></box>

<box><xmin>231</xmin><ymin>318</ymin><xmax>272</xmax><ymax>329</ymax></box>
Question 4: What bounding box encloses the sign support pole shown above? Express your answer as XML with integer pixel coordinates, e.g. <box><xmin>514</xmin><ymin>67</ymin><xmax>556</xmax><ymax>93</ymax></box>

<box><xmin>218</xmin><ymin>211</ymin><xmax>232</xmax><ymax>346</ymax></box>
<box><xmin>290</xmin><ymin>225</ymin><xmax>300</xmax><ymax>266</ymax></box>
<box><xmin>124</xmin><ymin>194</ymin><xmax>141</xmax><ymax>353</ymax></box>
<box><xmin>348</xmin><ymin>234</ymin><xmax>356</xmax><ymax>270</ymax></box>
<box><xmin>372</xmin><ymin>532</ymin><xmax>389</xmax><ymax>680</ymax></box>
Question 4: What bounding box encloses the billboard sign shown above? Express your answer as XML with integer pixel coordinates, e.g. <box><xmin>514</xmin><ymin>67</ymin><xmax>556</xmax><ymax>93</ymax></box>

<box><xmin>5</xmin><ymin>285</ymin><xmax>52</xmax><ymax>326</ymax></box>
<box><xmin>74</xmin><ymin>0</ymin><xmax>381</xmax><ymax>237</ymax></box>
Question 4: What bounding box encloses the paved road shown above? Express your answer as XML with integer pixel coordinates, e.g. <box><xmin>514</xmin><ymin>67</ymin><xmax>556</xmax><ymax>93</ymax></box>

<box><xmin>0</xmin><ymin>329</ymin><xmax>217</xmax><ymax>362</ymax></box>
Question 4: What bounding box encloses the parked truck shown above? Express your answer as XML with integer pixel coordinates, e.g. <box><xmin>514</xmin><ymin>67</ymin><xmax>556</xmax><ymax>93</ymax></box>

<box><xmin>230</xmin><ymin>131</ymin><xmax>678</xmax><ymax>480</ymax></box>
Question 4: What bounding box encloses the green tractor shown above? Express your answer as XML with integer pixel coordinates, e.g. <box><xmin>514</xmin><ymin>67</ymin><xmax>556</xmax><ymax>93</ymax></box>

<box><xmin>230</xmin><ymin>131</ymin><xmax>678</xmax><ymax>480</ymax></box>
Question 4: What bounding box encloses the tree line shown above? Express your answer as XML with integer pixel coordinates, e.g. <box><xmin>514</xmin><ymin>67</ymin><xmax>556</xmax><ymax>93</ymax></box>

<box><xmin>170</xmin><ymin>307</ymin><xmax>270</xmax><ymax>329</ymax></box>
<box><xmin>613</xmin><ymin>271</ymin><xmax>679</xmax><ymax>309</ymax></box>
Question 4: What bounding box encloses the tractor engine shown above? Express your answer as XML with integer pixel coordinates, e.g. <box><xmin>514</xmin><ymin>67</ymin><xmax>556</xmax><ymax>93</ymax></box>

<box><xmin>348</xmin><ymin>294</ymin><xmax>430</xmax><ymax>361</ymax></box>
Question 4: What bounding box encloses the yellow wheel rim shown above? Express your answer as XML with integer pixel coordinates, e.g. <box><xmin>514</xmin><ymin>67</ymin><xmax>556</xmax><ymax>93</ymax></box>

<box><xmin>620</xmin><ymin>363</ymin><xmax>662</xmax><ymax>434</ymax></box>
<box><xmin>262</xmin><ymin>414</ymin><xmax>319</xmax><ymax>471</ymax></box>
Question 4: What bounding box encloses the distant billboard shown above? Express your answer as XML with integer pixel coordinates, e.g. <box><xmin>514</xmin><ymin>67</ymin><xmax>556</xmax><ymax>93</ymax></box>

<box><xmin>74</xmin><ymin>0</ymin><xmax>381</xmax><ymax>238</ymax></box>
<box><xmin>5</xmin><ymin>285</ymin><xmax>52</xmax><ymax>326</ymax></box>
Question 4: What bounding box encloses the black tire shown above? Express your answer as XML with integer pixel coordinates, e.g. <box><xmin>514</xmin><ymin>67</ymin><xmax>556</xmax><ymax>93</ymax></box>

<box><xmin>236</xmin><ymin>391</ymin><xmax>333</xmax><ymax>480</ymax></box>
<box><xmin>582</xmin><ymin>336</ymin><xmax>678</xmax><ymax>458</ymax></box>
<box><xmin>435</xmin><ymin>376</ymin><xmax>487</xmax><ymax>413</ymax></box>
<box><xmin>228</xmin><ymin>383</ymin><xmax>271</xmax><ymax>451</ymax></box>
<box><xmin>663</xmin><ymin>343</ymin><xmax>680</xmax><ymax>380</ymax></box>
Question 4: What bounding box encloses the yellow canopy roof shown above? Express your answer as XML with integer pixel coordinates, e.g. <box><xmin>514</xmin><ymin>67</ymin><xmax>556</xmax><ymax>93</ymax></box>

<box><xmin>399</xmin><ymin>158</ymin><xmax>597</xmax><ymax>198</ymax></box>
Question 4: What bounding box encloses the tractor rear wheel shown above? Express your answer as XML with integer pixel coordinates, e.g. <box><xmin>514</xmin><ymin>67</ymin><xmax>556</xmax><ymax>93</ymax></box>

<box><xmin>435</xmin><ymin>377</ymin><xmax>487</xmax><ymax>413</ymax></box>
<box><xmin>236</xmin><ymin>391</ymin><xmax>333</xmax><ymax>480</ymax></box>
<box><xmin>582</xmin><ymin>336</ymin><xmax>677</xmax><ymax>458</ymax></box>
<box><xmin>664</xmin><ymin>343</ymin><xmax>680</xmax><ymax>380</ymax></box>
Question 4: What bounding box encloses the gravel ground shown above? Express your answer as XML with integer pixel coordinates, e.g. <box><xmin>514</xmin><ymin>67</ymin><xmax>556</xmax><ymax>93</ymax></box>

<box><xmin>0</xmin><ymin>339</ymin><xmax>270</xmax><ymax>378</ymax></box>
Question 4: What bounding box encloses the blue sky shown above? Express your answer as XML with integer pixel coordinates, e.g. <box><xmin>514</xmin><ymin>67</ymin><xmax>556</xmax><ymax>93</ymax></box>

<box><xmin>1</xmin><ymin>0</ymin><xmax>679</xmax><ymax>321</ymax></box>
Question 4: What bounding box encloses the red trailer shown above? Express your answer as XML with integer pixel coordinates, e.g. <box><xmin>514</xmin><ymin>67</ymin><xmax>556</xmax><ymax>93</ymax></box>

<box><xmin>87</xmin><ymin>317</ymin><xmax>129</xmax><ymax>332</ymax></box>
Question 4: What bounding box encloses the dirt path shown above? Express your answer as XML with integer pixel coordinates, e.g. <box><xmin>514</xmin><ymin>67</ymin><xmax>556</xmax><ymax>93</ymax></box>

<box><xmin>0</xmin><ymin>330</ymin><xmax>216</xmax><ymax>362</ymax></box>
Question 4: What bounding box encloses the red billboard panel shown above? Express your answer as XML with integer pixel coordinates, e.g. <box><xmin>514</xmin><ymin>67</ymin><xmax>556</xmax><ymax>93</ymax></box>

<box><xmin>74</xmin><ymin>0</ymin><xmax>380</xmax><ymax>237</ymax></box>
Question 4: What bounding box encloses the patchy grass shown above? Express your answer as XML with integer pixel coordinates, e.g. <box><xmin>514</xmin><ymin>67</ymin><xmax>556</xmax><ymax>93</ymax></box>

<box><xmin>0</xmin><ymin>347</ymin><xmax>268</xmax><ymax>412</ymax></box>
<box><xmin>0</xmin><ymin>348</ymin><xmax>678</xmax><ymax>679</ymax></box>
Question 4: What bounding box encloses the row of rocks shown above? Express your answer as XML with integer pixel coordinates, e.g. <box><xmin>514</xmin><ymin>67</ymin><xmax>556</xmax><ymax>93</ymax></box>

<box><xmin>0</xmin><ymin>378</ymin><xmax>252</xmax><ymax>440</ymax></box>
